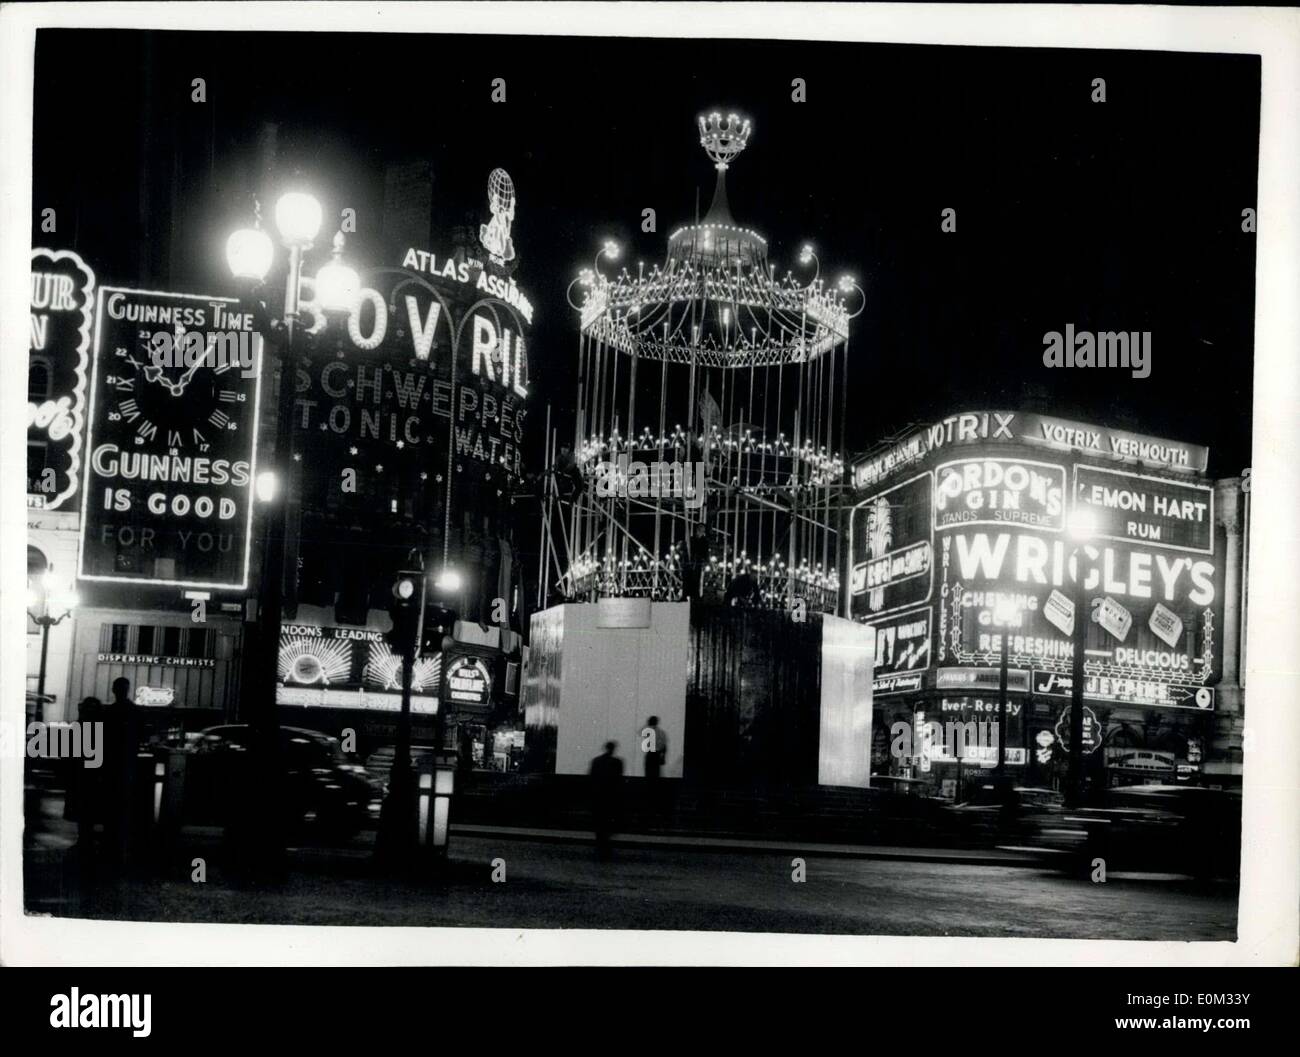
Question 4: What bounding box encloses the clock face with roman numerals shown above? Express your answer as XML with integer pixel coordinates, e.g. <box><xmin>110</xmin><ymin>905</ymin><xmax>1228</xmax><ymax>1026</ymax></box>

<box><xmin>107</xmin><ymin>327</ymin><xmax>248</xmax><ymax>454</ymax></box>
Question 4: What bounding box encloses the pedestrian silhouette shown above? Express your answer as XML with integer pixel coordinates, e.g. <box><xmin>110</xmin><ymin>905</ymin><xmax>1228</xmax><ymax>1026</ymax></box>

<box><xmin>67</xmin><ymin>696</ymin><xmax>103</xmax><ymax>854</ymax></box>
<box><xmin>643</xmin><ymin>716</ymin><xmax>667</xmax><ymax>781</ymax></box>
<box><xmin>103</xmin><ymin>677</ymin><xmax>141</xmax><ymax>869</ymax></box>
<box><xmin>589</xmin><ymin>741</ymin><xmax>624</xmax><ymax>860</ymax></box>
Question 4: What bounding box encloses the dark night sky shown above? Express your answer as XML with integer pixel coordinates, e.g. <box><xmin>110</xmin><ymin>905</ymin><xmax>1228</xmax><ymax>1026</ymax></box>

<box><xmin>32</xmin><ymin>31</ymin><xmax>1260</xmax><ymax>478</ymax></box>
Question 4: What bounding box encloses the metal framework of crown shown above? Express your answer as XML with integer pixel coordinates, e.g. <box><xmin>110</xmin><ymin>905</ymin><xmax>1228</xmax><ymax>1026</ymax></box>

<box><xmin>698</xmin><ymin>111</ymin><xmax>752</xmax><ymax>170</ymax></box>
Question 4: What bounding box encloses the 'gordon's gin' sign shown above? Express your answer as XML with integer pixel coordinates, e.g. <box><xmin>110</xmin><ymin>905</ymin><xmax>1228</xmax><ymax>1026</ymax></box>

<box><xmin>29</xmin><ymin>248</ymin><xmax>96</xmax><ymax>510</ymax></box>
<box><xmin>78</xmin><ymin>288</ymin><xmax>262</xmax><ymax>589</ymax></box>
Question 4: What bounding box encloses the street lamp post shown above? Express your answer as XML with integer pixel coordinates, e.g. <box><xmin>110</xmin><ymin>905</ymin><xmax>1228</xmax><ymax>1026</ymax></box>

<box><xmin>225</xmin><ymin>191</ymin><xmax>357</xmax><ymax>873</ymax></box>
<box><xmin>253</xmin><ymin>192</ymin><xmax>324</xmax><ymax>718</ymax></box>
<box><xmin>28</xmin><ymin>570</ymin><xmax>77</xmax><ymax>719</ymax></box>
<box><xmin>431</xmin><ymin>567</ymin><xmax>462</xmax><ymax>755</ymax></box>
<box><xmin>1065</xmin><ymin>509</ymin><xmax>1098</xmax><ymax>808</ymax></box>
<box><xmin>836</xmin><ymin>274</ymin><xmax>865</xmax><ymax>618</ymax></box>
<box><xmin>378</xmin><ymin>560</ymin><xmax>461</xmax><ymax>866</ymax></box>
<box><xmin>992</xmin><ymin>596</ymin><xmax>1022</xmax><ymax>781</ymax></box>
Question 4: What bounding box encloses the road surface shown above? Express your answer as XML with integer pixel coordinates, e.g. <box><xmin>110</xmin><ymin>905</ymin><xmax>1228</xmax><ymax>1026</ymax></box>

<box><xmin>25</xmin><ymin>824</ymin><xmax>1237</xmax><ymax>939</ymax></box>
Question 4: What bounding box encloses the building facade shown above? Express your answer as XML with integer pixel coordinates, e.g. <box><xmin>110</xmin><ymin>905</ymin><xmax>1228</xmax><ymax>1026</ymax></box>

<box><xmin>27</xmin><ymin>248</ymin><xmax>97</xmax><ymax>722</ymax></box>
<box><xmin>847</xmin><ymin>409</ymin><xmax>1245</xmax><ymax>797</ymax></box>
<box><xmin>28</xmin><ymin>167</ymin><xmax>535</xmax><ymax>756</ymax></box>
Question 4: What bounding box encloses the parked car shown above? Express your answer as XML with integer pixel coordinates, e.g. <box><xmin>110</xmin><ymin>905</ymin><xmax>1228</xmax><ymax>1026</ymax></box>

<box><xmin>184</xmin><ymin>725</ymin><xmax>376</xmax><ymax>839</ymax></box>
<box><xmin>1023</xmin><ymin>785</ymin><xmax>1241</xmax><ymax>879</ymax></box>
<box><xmin>1110</xmin><ymin>750</ymin><xmax>1176</xmax><ymax>773</ymax></box>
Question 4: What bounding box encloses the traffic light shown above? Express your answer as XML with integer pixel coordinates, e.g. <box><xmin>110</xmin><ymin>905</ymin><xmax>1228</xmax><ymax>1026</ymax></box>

<box><xmin>420</xmin><ymin>603</ymin><xmax>457</xmax><ymax>656</ymax></box>
<box><xmin>385</xmin><ymin>569</ymin><xmax>423</xmax><ymax>653</ymax></box>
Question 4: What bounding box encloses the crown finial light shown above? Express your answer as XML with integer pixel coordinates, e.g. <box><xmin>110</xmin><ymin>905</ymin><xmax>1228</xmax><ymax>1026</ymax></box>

<box><xmin>697</xmin><ymin>110</ymin><xmax>752</xmax><ymax>170</ymax></box>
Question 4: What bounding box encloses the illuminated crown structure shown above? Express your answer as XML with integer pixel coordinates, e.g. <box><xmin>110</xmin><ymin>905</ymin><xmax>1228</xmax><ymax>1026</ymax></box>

<box><xmin>542</xmin><ymin>111</ymin><xmax>864</xmax><ymax>613</ymax></box>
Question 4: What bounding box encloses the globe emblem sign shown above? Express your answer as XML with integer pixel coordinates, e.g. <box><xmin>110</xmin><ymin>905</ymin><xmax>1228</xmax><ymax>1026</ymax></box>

<box><xmin>479</xmin><ymin>167</ymin><xmax>517</xmax><ymax>266</ymax></box>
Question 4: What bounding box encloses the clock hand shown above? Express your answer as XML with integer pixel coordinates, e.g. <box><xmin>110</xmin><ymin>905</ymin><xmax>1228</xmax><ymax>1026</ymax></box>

<box><xmin>136</xmin><ymin>344</ymin><xmax>179</xmax><ymax>390</ymax></box>
<box><xmin>167</xmin><ymin>337</ymin><xmax>211</xmax><ymax>396</ymax></box>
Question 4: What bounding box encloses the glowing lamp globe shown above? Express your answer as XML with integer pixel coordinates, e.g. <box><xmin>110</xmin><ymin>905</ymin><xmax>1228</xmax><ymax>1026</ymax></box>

<box><xmin>435</xmin><ymin>569</ymin><xmax>462</xmax><ymax>592</ymax></box>
<box><xmin>255</xmin><ymin>470</ymin><xmax>279</xmax><ymax>503</ymax></box>
<box><xmin>316</xmin><ymin>253</ymin><xmax>360</xmax><ymax>315</ymax></box>
<box><xmin>226</xmin><ymin>226</ymin><xmax>274</xmax><ymax>282</ymax></box>
<box><xmin>275</xmin><ymin>191</ymin><xmax>322</xmax><ymax>249</ymax></box>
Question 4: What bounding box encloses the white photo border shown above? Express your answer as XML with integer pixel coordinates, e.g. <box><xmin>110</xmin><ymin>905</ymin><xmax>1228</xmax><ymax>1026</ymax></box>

<box><xmin>2</xmin><ymin>1</ymin><xmax>1297</xmax><ymax>967</ymax></box>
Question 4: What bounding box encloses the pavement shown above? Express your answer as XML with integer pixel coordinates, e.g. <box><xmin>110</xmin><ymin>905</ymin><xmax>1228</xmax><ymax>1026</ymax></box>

<box><xmin>22</xmin><ymin>797</ymin><xmax>1239</xmax><ymax>939</ymax></box>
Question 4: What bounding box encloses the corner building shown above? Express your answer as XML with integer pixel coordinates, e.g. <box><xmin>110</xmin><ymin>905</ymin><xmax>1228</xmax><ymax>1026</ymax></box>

<box><xmin>847</xmin><ymin>410</ymin><xmax>1246</xmax><ymax>797</ymax></box>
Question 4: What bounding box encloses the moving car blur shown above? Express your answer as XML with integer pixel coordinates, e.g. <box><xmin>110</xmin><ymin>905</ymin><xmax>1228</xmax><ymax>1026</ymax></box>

<box><xmin>1021</xmin><ymin>785</ymin><xmax>1242</xmax><ymax>879</ymax></box>
<box><xmin>941</xmin><ymin>784</ymin><xmax>1067</xmax><ymax>846</ymax></box>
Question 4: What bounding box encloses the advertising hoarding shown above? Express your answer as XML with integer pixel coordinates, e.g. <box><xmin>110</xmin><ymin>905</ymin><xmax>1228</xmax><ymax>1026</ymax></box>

<box><xmin>275</xmin><ymin>620</ymin><xmax>439</xmax><ymax>714</ymax></box>
<box><xmin>935</xmin><ymin>526</ymin><xmax>1223</xmax><ymax>711</ymax></box>
<box><xmin>934</xmin><ymin>457</ymin><xmax>1066</xmax><ymax>533</ymax></box>
<box><xmin>292</xmin><ymin>254</ymin><xmax>531</xmax><ymax>483</ymax></box>
<box><xmin>78</xmin><ymin>288</ymin><xmax>262</xmax><ymax>589</ymax></box>
<box><xmin>868</xmin><ymin>606</ymin><xmax>932</xmax><ymax>695</ymax></box>
<box><xmin>852</xmin><ymin>410</ymin><xmax>1209</xmax><ymax>490</ymax></box>
<box><xmin>1073</xmin><ymin>464</ymin><xmax>1214</xmax><ymax>555</ymax></box>
<box><xmin>849</xmin><ymin>414</ymin><xmax>1221</xmax><ymax>718</ymax></box>
<box><xmin>29</xmin><ymin>248</ymin><xmax>96</xmax><ymax>510</ymax></box>
<box><xmin>849</xmin><ymin>472</ymin><xmax>934</xmax><ymax>619</ymax></box>
<box><xmin>442</xmin><ymin>651</ymin><xmax>494</xmax><ymax>712</ymax></box>
<box><xmin>1032</xmin><ymin>670</ymin><xmax>1215</xmax><ymax>711</ymax></box>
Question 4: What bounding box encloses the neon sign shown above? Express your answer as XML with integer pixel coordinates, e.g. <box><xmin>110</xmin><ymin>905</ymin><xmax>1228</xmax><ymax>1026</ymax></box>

<box><xmin>934</xmin><ymin>458</ymin><xmax>1065</xmax><ymax>532</ymax></box>
<box><xmin>78</xmin><ymin>288</ymin><xmax>262</xmax><ymax>589</ymax></box>
<box><xmin>444</xmin><ymin>654</ymin><xmax>492</xmax><ymax>708</ymax></box>
<box><xmin>29</xmin><ymin>248</ymin><xmax>95</xmax><ymax>510</ymax></box>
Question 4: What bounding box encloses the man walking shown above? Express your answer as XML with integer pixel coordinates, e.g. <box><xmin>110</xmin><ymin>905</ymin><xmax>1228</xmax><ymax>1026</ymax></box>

<box><xmin>643</xmin><ymin>716</ymin><xmax>668</xmax><ymax>782</ymax></box>
<box><xmin>589</xmin><ymin>741</ymin><xmax>624</xmax><ymax>860</ymax></box>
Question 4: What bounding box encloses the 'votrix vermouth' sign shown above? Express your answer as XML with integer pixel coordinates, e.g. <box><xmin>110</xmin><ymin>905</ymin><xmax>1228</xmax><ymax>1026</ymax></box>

<box><xmin>851</xmin><ymin>410</ymin><xmax>1209</xmax><ymax>489</ymax></box>
<box><xmin>78</xmin><ymin>288</ymin><xmax>262</xmax><ymax>589</ymax></box>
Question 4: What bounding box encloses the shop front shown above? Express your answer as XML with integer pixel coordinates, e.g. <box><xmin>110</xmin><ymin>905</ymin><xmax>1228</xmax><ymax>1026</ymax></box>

<box><xmin>274</xmin><ymin>606</ymin><xmax>441</xmax><ymax>755</ymax></box>
<box><xmin>65</xmin><ymin>605</ymin><xmax>242</xmax><ymax>735</ymax></box>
